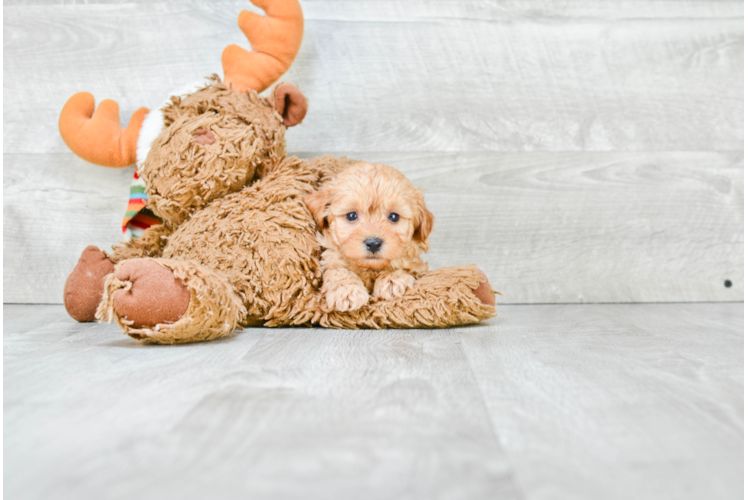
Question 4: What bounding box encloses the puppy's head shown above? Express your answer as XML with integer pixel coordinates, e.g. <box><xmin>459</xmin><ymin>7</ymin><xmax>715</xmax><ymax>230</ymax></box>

<box><xmin>304</xmin><ymin>162</ymin><xmax>434</xmax><ymax>271</ymax></box>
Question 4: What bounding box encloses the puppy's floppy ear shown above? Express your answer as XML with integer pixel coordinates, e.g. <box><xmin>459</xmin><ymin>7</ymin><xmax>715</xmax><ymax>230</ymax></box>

<box><xmin>273</xmin><ymin>82</ymin><xmax>308</xmax><ymax>127</ymax></box>
<box><xmin>303</xmin><ymin>187</ymin><xmax>331</xmax><ymax>229</ymax></box>
<box><xmin>413</xmin><ymin>193</ymin><xmax>434</xmax><ymax>244</ymax></box>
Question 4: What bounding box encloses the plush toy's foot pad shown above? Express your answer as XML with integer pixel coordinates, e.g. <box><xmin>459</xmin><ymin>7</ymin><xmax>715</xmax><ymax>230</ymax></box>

<box><xmin>64</xmin><ymin>246</ymin><xmax>115</xmax><ymax>322</ymax></box>
<box><xmin>112</xmin><ymin>260</ymin><xmax>191</xmax><ymax>328</ymax></box>
<box><xmin>472</xmin><ymin>269</ymin><xmax>496</xmax><ymax>306</ymax></box>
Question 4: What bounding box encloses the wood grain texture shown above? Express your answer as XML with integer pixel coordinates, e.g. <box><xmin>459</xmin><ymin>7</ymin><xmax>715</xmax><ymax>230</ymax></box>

<box><xmin>4</xmin><ymin>302</ymin><xmax>743</xmax><ymax>500</ymax></box>
<box><xmin>3</xmin><ymin>0</ymin><xmax>745</xmax><ymax>20</ymax></box>
<box><xmin>5</xmin><ymin>151</ymin><xmax>743</xmax><ymax>304</ymax></box>
<box><xmin>3</xmin><ymin>1</ymin><xmax>743</xmax><ymax>154</ymax></box>
<box><xmin>344</xmin><ymin>151</ymin><xmax>743</xmax><ymax>304</ymax></box>
<box><xmin>3</xmin><ymin>0</ymin><xmax>743</xmax><ymax>304</ymax></box>
<box><xmin>3</xmin><ymin>153</ymin><xmax>132</xmax><ymax>302</ymax></box>
<box><xmin>459</xmin><ymin>302</ymin><xmax>744</xmax><ymax>500</ymax></box>
<box><xmin>3</xmin><ymin>304</ymin><xmax>520</xmax><ymax>500</ymax></box>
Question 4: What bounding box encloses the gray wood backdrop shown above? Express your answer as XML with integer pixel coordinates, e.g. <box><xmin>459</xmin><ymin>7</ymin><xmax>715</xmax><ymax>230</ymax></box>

<box><xmin>3</xmin><ymin>0</ymin><xmax>743</xmax><ymax>304</ymax></box>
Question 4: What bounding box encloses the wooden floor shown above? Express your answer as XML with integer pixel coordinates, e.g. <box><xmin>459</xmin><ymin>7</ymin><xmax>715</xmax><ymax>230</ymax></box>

<box><xmin>4</xmin><ymin>303</ymin><xmax>743</xmax><ymax>500</ymax></box>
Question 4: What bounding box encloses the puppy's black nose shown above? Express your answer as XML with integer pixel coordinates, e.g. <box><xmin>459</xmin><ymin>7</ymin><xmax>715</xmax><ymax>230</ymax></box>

<box><xmin>365</xmin><ymin>237</ymin><xmax>383</xmax><ymax>253</ymax></box>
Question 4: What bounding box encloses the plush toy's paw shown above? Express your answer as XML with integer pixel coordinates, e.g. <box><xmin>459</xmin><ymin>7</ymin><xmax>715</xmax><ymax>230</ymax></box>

<box><xmin>472</xmin><ymin>269</ymin><xmax>496</xmax><ymax>306</ymax></box>
<box><xmin>372</xmin><ymin>271</ymin><xmax>416</xmax><ymax>301</ymax></box>
<box><xmin>64</xmin><ymin>246</ymin><xmax>115</xmax><ymax>322</ymax></box>
<box><xmin>326</xmin><ymin>282</ymin><xmax>370</xmax><ymax>312</ymax></box>
<box><xmin>112</xmin><ymin>260</ymin><xmax>191</xmax><ymax>328</ymax></box>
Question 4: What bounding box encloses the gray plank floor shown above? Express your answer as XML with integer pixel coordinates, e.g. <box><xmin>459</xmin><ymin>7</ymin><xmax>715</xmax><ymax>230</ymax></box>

<box><xmin>4</xmin><ymin>303</ymin><xmax>743</xmax><ymax>500</ymax></box>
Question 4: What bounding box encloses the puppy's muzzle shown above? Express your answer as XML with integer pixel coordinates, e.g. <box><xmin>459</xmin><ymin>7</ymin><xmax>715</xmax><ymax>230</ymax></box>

<box><xmin>364</xmin><ymin>237</ymin><xmax>383</xmax><ymax>254</ymax></box>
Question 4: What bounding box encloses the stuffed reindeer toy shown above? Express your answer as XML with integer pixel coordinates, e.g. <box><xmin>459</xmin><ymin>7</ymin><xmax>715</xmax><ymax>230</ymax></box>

<box><xmin>60</xmin><ymin>0</ymin><xmax>497</xmax><ymax>343</ymax></box>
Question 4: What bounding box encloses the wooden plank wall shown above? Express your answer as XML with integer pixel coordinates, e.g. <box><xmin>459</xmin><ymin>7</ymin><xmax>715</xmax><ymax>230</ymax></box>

<box><xmin>3</xmin><ymin>0</ymin><xmax>743</xmax><ymax>304</ymax></box>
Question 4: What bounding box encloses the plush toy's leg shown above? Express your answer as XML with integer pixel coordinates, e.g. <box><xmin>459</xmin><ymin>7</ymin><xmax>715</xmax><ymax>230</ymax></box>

<box><xmin>97</xmin><ymin>258</ymin><xmax>246</xmax><ymax>344</ymax></box>
<box><xmin>106</xmin><ymin>222</ymin><xmax>175</xmax><ymax>262</ymax></box>
<box><xmin>318</xmin><ymin>265</ymin><xmax>498</xmax><ymax>329</ymax></box>
<box><xmin>64</xmin><ymin>246</ymin><xmax>115</xmax><ymax>322</ymax></box>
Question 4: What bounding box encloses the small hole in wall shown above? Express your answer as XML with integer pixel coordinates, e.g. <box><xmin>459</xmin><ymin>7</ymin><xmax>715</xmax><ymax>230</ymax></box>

<box><xmin>724</xmin><ymin>280</ymin><xmax>732</xmax><ymax>288</ymax></box>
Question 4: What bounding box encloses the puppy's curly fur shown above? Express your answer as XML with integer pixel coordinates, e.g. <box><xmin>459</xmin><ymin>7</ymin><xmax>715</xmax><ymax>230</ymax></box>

<box><xmin>304</xmin><ymin>162</ymin><xmax>434</xmax><ymax>312</ymax></box>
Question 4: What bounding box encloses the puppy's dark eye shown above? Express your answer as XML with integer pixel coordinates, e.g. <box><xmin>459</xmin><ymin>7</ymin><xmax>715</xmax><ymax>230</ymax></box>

<box><xmin>388</xmin><ymin>213</ymin><xmax>400</xmax><ymax>223</ymax></box>
<box><xmin>346</xmin><ymin>212</ymin><xmax>358</xmax><ymax>222</ymax></box>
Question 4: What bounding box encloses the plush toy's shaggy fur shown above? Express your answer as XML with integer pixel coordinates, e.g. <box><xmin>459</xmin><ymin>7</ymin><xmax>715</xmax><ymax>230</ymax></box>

<box><xmin>143</xmin><ymin>79</ymin><xmax>287</xmax><ymax>225</ymax></box>
<box><xmin>95</xmin><ymin>148</ymin><xmax>496</xmax><ymax>343</ymax></box>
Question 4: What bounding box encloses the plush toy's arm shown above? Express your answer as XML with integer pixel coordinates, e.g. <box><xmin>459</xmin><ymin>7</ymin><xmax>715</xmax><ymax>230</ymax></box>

<box><xmin>106</xmin><ymin>223</ymin><xmax>175</xmax><ymax>263</ymax></box>
<box><xmin>314</xmin><ymin>266</ymin><xmax>497</xmax><ymax>329</ymax></box>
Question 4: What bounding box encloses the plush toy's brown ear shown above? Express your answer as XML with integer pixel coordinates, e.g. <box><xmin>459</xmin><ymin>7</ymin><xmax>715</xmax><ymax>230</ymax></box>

<box><xmin>303</xmin><ymin>188</ymin><xmax>330</xmax><ymax>229</ymax></box>
<box><xmin>274</xmin><ymin>83</ymin><xmax>308</xmax><ymax>127</ymax></box>
<box><xmin>413</xmin><ymin>196</ymin><xmax>434</xmax><ymax>245</ymax></box>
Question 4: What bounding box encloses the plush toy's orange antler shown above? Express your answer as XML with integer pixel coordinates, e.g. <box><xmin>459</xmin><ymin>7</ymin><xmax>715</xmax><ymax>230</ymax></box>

<box><xmin>58</xmin><ymin>92</ymin><xmax>149</xmax><ymax>167</ymax></box>
<box><xmin>59</xmin><ymin>0</ymin><xmax>302</xmax><ymax>166</ymax></box>
<box><xmin>222</xmin><ymin>0</ymin><xmax>304</xmax><ymax>93</ymax></box>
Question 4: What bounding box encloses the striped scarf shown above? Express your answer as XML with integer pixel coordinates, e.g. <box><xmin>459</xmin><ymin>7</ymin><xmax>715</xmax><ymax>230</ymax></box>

<box><xmin>122</xmin><ymin>169</ymin><xmax>162</xmax><ymax>239</ymax></box>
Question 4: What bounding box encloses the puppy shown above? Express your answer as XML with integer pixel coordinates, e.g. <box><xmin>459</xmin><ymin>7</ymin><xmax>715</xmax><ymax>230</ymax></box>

<box><xmin>303</xmin><ymin>162</ymin><xmax>434</xmax><ymax>312</ymax></box>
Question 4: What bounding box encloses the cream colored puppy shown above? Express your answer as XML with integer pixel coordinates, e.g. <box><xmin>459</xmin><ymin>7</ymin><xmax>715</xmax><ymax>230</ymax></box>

<box><xmin>303</xmin><ymin>162</ymin><xmax>434</xmax><ymax>312</ymax></box>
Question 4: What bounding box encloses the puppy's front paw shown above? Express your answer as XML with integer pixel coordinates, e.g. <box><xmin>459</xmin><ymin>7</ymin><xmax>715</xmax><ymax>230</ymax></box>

<box><xmin>326</xmin><ymin>282</ymin><xmax>370</xmax><ymax>312</ymax></box>
<box><xmin>373</xmin><ymin>271</ymin><xmax>416</xmax><ymax>301</ymax></box>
